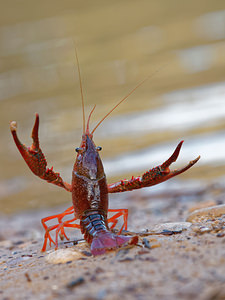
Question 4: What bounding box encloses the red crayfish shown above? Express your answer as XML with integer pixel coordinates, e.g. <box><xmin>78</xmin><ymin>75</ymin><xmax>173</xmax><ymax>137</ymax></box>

<box><xmin>10</xmin><ymin>52</ymin><xmax>200</xmax><ymax>255</ymax></box>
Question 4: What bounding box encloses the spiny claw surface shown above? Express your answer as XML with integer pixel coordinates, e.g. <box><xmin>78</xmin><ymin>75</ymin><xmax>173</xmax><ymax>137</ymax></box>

<box><xmin>10</xmin><ymin>114</ymin><xmax>47</xmax><ymax>176</ymax></box>
<box><xmin>10</xmin><ymin>114</ymin><xmax>72</xmax><ymax>191</ymax></box>
<box><xmin>108</xmin><ymin>141</ymin><xmax>200</xmax><ymax>193</ymax></box>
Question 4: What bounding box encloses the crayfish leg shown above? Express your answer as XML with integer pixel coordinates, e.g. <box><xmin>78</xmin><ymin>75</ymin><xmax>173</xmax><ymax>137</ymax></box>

<box><xmin>41</xmin><ymin>206</ymin><xmax>80</xmax><ymax>252</ymax></box>
<box><xmin>108</xmin><ymin>209</ymin><xmax>128</xmax><ymax>233</ymax></box>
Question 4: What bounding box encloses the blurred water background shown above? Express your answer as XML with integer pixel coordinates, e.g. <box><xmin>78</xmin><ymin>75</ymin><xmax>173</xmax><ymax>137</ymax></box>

<box><xmin>0</xmin><ymin>0</ymin><xmax>225</xmax><ymax>214</ymax></box>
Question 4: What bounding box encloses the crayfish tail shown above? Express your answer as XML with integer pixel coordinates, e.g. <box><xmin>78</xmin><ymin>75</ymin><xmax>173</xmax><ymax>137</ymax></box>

<box><xmin>90</xmin><ymin>232</ymin><xmax>138</xmax><ymax>256</ymax></box>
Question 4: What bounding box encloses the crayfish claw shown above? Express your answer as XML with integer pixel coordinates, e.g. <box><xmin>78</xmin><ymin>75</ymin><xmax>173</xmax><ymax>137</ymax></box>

<box><xmin>108</xmin><ymin>141</ymin><xmax>200</xmax><ymax>193</ymax></box>
<box><xmin>31</xmin><ymin>113</ymin><xmax>40</xmax><ymax>149</ymax></box>
<box><xmin>10</xmin><ymin>114</ymin><xmax>72</xmax><ymax>192</ymax></box>
<box><xmin>161</xmin><ymin>140</ymin><xmax>184</xmax><ymax>170</ymax></box>
<box><xmin>170</xmin><ymin>155</ymin><xmax>200</xmax><ymax>177</ymax></box>
<box><xmin>10</xmin><ymin>114</ymin><xmax>47</xmax><ymax>176</ymax></box>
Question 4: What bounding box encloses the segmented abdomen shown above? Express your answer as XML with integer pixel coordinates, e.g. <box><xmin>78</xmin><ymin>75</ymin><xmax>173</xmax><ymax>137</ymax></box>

<box><xmin>80</xmin><ymin>210</ymin><xmax>109</xmax><ymax>243</ymax></box>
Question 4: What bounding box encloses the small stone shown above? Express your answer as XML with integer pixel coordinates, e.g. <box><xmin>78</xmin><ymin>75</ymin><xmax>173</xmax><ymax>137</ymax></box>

<box><xmin>217</xmin><ymin>233</ymin><xmax>225</xmax><ymax>238</ymax></box>
<box><xmin>25</xmin><ymin>272</ymin><xmax>32</xmax><ymax>282</ymax></box>
<box><xmin>199</xmin><ymin>227</ymin><xmax>211</xmax><ymax>234</ymax></box>
<box><xmin>13</xmin><ymin>240</ymin><xmax>24</xmax><ymax>246</ymax></box>
<box><xmin>151</xmin><ymin>222</ymin><xmax>192</xmax><ymax>233</ymax></box>
<box><xmin>66</xmin><ymin>277</ymin><xmax>85</xmax><ymax>289</ymax></box>
<box><xmin>142</xmin><ymin>238</ymin><xmax>151</xmax><ymax>249</ymax></box>
<box><xmin>118</xmin><ymin>257</ymin><xmax>134</xmax><ymax>262</ymax></box>
<box><xmin>161</xmin><ymin>230</ymin><xmax>174</xmax><ymax>235</ymax></box>
<box><xmin>52</xmin><ymin>285</ymin><xmax>58</xmax><ymax>290</ymax></box>
<box><xmin>45</xmin><ymin>248</ymin><xmax>84</xmax><ymax>264</ymax></box>
<box><xmin>7</xmin><ymin>256</ymin><xmax>32</xmax><ymax>267</ymax></box>
<box><xmin>81</xmin><ymin>250</ymin><xmax>92</xmax><ymax>257</ymax></box>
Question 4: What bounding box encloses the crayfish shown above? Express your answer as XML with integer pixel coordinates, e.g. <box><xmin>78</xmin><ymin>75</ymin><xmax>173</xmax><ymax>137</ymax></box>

<box><xmin>10</xmin><ymin>51</ymin><xmax>200</xmax><ymax>255</ymax></box>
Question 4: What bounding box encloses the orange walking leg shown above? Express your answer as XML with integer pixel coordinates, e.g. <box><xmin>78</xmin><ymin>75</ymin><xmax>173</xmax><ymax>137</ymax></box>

<box><xmin>108</xmin><ymin>208</ymin><xmax>128</xmax><ymax>234</ymax></box>
<box><xmin>41</xmin><ymin>206</ymin><xmax>80</xmax><ymax>251</ymax></box>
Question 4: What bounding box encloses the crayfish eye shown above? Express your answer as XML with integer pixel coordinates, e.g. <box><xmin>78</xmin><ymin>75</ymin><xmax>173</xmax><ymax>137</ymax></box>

<box><xmin>75</xmin><ymin>147</ymin><xmax>83</xmax><ymax>153</ymax></box>
<box><xmin>96</xmin><ymin>146</ymin><xmax>102</xmax><ymax>151</ymax></box>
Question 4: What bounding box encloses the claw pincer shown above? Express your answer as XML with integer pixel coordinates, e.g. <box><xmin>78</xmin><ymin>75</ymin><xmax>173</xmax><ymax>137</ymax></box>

<box><xmin>10</xmin><ymin>114</ymin><xmax>48</xmax><ymax>177</ymax></box>
<box><xmin>107</xmin><ymin>141</ymin><xmax>200</xmax><ymax>193</ymax></box>
<box><xmin>10</xmin><ymin>114</ymin><xmax>71</xmax><ymax>192</ymax></box>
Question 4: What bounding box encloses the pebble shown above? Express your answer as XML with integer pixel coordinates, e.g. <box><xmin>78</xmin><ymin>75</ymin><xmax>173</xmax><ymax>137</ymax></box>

<box><xmin>66</xmin><ymin>277</ymin><xmax>85</xmax><ymax>289</ymax></box>
<box><xmin>118</xmin><ymin>257</ymin><xmax>133</xmax><ymax>262</ymax></box>
<box><xmin>199</xmin><ymin>227</ymin><xmax>211</xmax><ymax>234</ymax></box>
<box><xmin>25</xmin><ymin>272</ymin><xmax>32</xmax><ymax>282</ymax></box>
<box><xmin>142</xmin><ymin>238</ymin><xmax>151</xmax><ymax>249</ymax></box>
<box><xmin>151</xmin><ymin>222</ymin><xmax>192</xmax><ymax>233</ymax></box>
<box><xmin>81</xmin><ymin>250</ymin><xmax>92</xmax><ymax>257</ymax></box>
<box><xmin>7</xmin><ymin>255</ymin><xmax>32</xmax><ymax>267</ymax></box>
<box><xmin>217</xmin><ymin>232</ymin><xmax>225</xmax><ymax>238</ymax></box>
<box><xmin>45</xmin><ymin>248</ymin><xmax>84</xmax><ymax>264</ymax></box>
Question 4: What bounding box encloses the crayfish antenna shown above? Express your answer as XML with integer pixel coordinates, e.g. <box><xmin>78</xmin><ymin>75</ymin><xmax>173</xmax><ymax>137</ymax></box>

<box><xmin>86</xmin><ymin>105</ymin><xmax>96</xmax><ymax>135</ymax></box>
<box><xmin>74</xmin><ymin>45</ymin><xmax>85</xmax><ymax>135</ymax></box>
<box><xmin>91</xmin><ymin>64</ymin><xmax>167</xmax><ymax>135</ymax></box>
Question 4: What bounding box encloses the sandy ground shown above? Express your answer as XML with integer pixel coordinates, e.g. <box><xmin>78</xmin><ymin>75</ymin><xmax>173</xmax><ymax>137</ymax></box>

<box><xmin>0</xmin><ymin>183</ymin><xmax>225</xmax><ymax>300</ymax></box>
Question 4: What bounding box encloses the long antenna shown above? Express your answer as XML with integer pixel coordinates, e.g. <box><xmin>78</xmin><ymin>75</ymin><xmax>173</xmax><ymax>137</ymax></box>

<box><xmin>86</xmin><ymin>105</ymin><xmax>96</xmax><ymax>134</ymax></box>
<box><xmin>74</xmin><ymin>46</ymin><xmax>85</xmax><ymax>134</ymax></box>
<box><xmin>91</xmin><ymin>65</ymin><xmax>166</xmax><ymax>135</ymax></box>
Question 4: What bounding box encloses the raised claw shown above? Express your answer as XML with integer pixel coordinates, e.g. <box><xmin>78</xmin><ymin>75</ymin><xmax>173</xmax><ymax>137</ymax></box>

<box><xmin>10</xmin><ymin>114</ymin><xmax>72</xmax><ymax>191</ymax></box>
<box><xmin>160</xmin><ymin>140</ymin><xmax>184</xmax><ymax>171</ymax></box>
<box><xmin>10</xmin><ymin>113</ymin><xmax>47</xmax><ymax>176</ymax></box>
<box><xmin>154</xmin><ymin>140</ymin><xmax>200</xmax><ymax>180</ymax></box>
<box><xmin>141</xmin><ymin>141</ymin><xmax>200</xmax><ymax>185</ymax></box>
<box><xmin>108</xmin><ymin>141</ymin><xmax>200</xmax><ymax>193</ymax></box>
